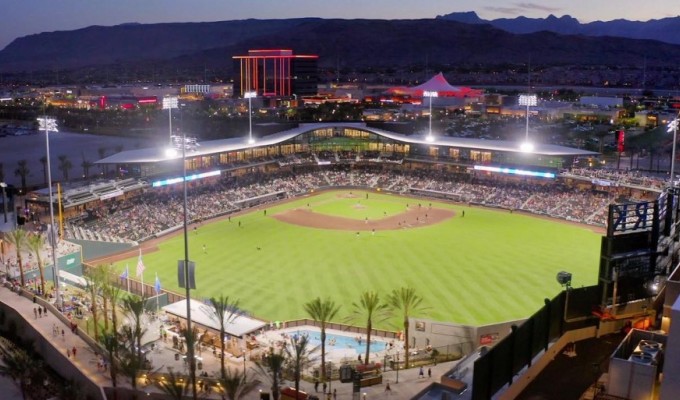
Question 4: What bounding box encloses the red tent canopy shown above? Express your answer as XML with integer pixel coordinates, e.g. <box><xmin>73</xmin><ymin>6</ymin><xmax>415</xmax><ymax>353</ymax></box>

<box><xmin>387</xmin><ymin>72</ymin><xmax>483</xmax><ymax>98</ymax></box>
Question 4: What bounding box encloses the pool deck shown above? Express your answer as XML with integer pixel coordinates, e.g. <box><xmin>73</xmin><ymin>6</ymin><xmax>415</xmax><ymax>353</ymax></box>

<box><xmin>257</xmin><ymin>326</ymin><xmax>399</xmax><ymax>365</ymax></box>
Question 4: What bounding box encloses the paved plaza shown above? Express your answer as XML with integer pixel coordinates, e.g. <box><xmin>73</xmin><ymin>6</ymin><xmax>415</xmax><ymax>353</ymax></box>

<box><xmin>0</xmin><ymin>283</ymin><xmax>460</xmax><ymax>399</ymax></box>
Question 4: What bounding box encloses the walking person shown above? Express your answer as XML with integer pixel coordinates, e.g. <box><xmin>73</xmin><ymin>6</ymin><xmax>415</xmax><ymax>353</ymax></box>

<box><xmin>34</xmin><ymin>308</ymin><xmax>37</xmax><ymax>319</ymax></box>
<box><xmin>72</xmin><ymin>346</ymin><xmax>77</xmax><ymax>358</ymax></box>
<box><xmin>419</xmin><ymin>366</ymin><xmax>424</xmax><ymax>378</ymax></box>
<box><xmin>38</xmin><ymin>307</ymin><xmax>42</xmax><ymax>318</ymax></box>
<box><xmin>428</xmin><ymin>367</ymin><xmax>432</xmax><ymax>378</ymax></box>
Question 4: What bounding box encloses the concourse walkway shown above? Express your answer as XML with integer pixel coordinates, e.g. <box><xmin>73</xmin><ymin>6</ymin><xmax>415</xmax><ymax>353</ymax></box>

<box><xmin>0</xmin><ymin>284</ymin><xmax>460</xmax><ymax>399</ymax></box>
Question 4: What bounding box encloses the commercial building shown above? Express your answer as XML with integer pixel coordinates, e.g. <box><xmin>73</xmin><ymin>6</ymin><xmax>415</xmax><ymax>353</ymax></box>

<box><xmin>233</xmin><ymin>49</ymin><xmax>318</xmax><ymax>98</ymax></box>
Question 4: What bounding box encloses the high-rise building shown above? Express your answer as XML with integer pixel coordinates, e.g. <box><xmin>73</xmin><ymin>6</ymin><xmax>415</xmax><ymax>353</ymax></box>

<box><xmin>233</xmin><ymin>49</ymin><xmax>318</xmax><ymax>98</ymax></box>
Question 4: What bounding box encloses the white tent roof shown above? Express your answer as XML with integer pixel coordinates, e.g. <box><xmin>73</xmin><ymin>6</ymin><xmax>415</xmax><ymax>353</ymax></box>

<box><xmin>162</xmin><ymin>299</ymin><xmax>267</xmax><ymax>337</ymax></box>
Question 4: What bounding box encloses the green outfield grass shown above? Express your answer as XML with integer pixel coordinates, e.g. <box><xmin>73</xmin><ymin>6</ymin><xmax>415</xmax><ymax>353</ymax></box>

<box><xmin>113</xmin><ymin>190</ymin><xmax>602</xmax><ymax>329</ymax></box>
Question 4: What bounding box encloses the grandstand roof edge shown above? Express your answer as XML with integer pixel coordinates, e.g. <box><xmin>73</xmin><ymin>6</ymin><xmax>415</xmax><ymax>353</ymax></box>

<box><xmin>95</xmin><ymin>122</ymin><xmax>597</xmax><ymax>164</ymax></box>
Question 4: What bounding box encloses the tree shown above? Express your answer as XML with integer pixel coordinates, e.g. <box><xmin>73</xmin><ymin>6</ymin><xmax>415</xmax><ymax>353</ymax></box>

<box><xmin>121</xmin><ymin>294</ymin><xmax>147</xmax><ymax>364</ymax></box>
<box><xmin>5</xmin><ymin>229</ymin><xmax>28</xmax><ymax>287</ymax></box>
<box><xmin>255</xmin><ymin>346</ymin><xmax>287</xmax><ymax>400</ymax></box>
<box><xmin>208</xmin><ymin>295</ymin><xmax>241</xmax><ymax>379</ymax></box>
<box><xmin>347</xmin><ymin>290</ymin><xmax>389</xmax><ymax>365</ymax></box>
<box><xmin>98</xmin><ymin>147</ymin><xmax>107</xmax><ymax>176</ymax></box>
<box><xmin>220</xmin><ymin>367</ymin><xmax>258</xmax><ymax>400</ymax></box>
<box><xmin>155</xmin><ymin>367</ymin><xmax>190</xmax><ymax>400</ymax></box>
<box><xmin>80</xmin><ymin>159</ymin><xmax>93</xmax><ymax>179</ymax></box>
<box><xmin>13</xmin><ymin>160</ymin><xmax>29</xmax><ymax>192</ymax></box>
<box><xmin>283</xmin><ymin>335</ymin><xmax>319</xmax><ymax>396</ymax></box>
<box><xmin>303</xmin><ymin>297</ymin><xmax>340</xmax><ymax>386</ymax></box>
<box><xmin>83</xmin><ymin>266</ymin><xmax>105</xmax><ymax>342</ymax></box>
<box><xmin>25</xmin><ymin>233</ymin><xmax>47</xmax><ymax>296</ymax></box>
<box><xmin>101</xmin><ymin>265</ymin><xmax>122</xmax><ymax>335</ymax></box>
<box><xmin>100</xmin><ymin>331</ymin><xmax>120</xmax><ymax>399</ymax></box>
<box><xmin>57</xmin><ymin>155</ymin><xmax>72</xmax><ymax>181</ymax></box>
<box><xmin>180</xmin><ymin>325</ymin><xmax>199</xmax><ymax>400</ymax></box>
<box><xmin>38</xmin><ymin>156</ymin><xmax>47</xmax><ymax>185</ymax></box>
<box><xmin>0</xmin><ymin>346</ymin><xmax>40</xmax><ymax>399</ymax></box>
<box><xmin>386</xmin><ymin>287</ymin><xmax>429</xmax><ymax>368</ymax></box>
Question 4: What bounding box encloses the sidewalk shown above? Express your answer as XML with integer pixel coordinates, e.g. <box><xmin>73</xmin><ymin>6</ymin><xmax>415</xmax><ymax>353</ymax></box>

<box><xmin>0</xmin><ymin>285</ymin><xmax>460</xmax><ymax>399</ymax></box>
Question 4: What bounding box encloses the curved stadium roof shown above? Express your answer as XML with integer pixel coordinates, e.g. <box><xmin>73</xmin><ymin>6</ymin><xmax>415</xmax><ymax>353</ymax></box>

<box><xmin>95</xmin><ymin>122</ymin><xmax>597</xmax><ymax>165</ymax></box>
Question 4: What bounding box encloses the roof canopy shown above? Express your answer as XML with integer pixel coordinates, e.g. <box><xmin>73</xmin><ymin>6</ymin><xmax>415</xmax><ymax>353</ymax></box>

<box><xmin>387</xmin><ymin>73</ymin><xmax>483</xmax><ymax>98</ymax></box>
<box><xmin>163</xmin><ymin>299</ymin><xmax>267</xmax><ymax>337</ymax></box>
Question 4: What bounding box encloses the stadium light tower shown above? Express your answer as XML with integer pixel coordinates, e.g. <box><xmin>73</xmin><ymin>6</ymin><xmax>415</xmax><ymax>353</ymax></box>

<box><xmin>166</xmin><ymin>132</ymin><xmax>199</xmax><ymax>400</ymax></box>
<box><xmin>423</xmin><ymin>91</ymin><xmax>438</xmax><ymax>142</ymax></box>
<box><xmin>163</xmin><ymin>96</ymin><xmax>179</xmax><ymax>145</ymax></box>
<box><xmin>519</xmin><ymin>94</ymin><xmax>537</xmax><ymax>152</ymax></box>
<box><xmin>38</xmin><ymin>116</ymin><xmax>61</xmax><ymax>310</ymax></box>
<box><xmin>244</xmin><ymin>91</ymin><xmax>257</xmax><ymax>144</ymax></box>
<box><xmin>668</xmin><ymin>115</ymin><xmax>679</xmax><ymax>188</ymax></box>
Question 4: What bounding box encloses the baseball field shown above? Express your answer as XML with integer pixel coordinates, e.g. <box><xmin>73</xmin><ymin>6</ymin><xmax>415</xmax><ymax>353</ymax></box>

<box><xmin>112</xmin><ymin>189</ymin><xmax>602</xmax><ymax>329</ymax></box>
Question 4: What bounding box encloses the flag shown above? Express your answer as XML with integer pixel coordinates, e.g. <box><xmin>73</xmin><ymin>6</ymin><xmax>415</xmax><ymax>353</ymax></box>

<box><xmin>154</xmin><ymin>273</ymin><xmax>161</xmax><ymax>294</ymax></box>
<box><xmin>136</xmin><ymin>249</ymin><xmax>145</xmax><ymax>278</ymax></box>
<box><xmin>120</xmin><ymin>264</ymin><xmax>129</xmax><ymax>280</ymax></box>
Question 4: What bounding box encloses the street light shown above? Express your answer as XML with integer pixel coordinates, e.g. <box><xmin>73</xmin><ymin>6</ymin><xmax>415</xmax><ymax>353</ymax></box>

<box><xmin>0</xmin><ymin>182</ymin><xmax>7</xmax><ymax>223</ymax></box>
<box><xmin>423</xmin><ymin>91</ymin><xmax>438</xmax><ymax>142</ymax></box>
<box><xmin>37</xmin><ymin>116</ymin><xmax>61</xmax><ymax>310</ymax></box>
<box><xmin>519</xmin><ymin>94</ymin><xmax>537</xmax><ymax>152</ymax></box>
<box><xmin>667</xmin><ymin>115</ymin><xmax>679</xmax><ymax>188</ymax></box>
<box><xmin>244</xmin><ymin>91</ymin><xmax>257</xmax><ymax>144</ymax></box>
<box><xmin>163</xmin><ymin>97</ymin><xmax>179</xmax><ymax>146</ymax></box>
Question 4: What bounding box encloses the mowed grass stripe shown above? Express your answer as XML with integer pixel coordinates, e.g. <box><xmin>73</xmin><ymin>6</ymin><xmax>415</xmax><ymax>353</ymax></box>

<box><xmin>113</xmin><ymin>190</ymin><xmax>601</xmax><ymax>329</ymax></box>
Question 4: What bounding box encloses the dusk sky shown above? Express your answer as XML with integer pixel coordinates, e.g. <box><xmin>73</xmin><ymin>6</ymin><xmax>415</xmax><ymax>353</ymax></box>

<box><xmin>1</xmin><ymin>0</ymin><xmax>677</xmax><ymax>50</ymax></box>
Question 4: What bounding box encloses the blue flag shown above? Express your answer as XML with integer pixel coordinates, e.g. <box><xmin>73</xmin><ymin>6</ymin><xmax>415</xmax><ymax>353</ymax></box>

<box><xmin>120</xmin><ymin>264</ymin><xmax>129</xmax><ymax>280</ymax></box>
<box><xmin>154</xmin><ymin>273</ymin><xmax>161</xmax><ymax>294</ymax></box>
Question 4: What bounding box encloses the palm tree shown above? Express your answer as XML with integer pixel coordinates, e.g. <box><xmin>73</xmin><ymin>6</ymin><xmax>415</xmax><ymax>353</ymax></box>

<box><xmin>385</xmin><ymin>287</ymin><xmax>428</xmax><ymax>368</ymax></box>
<box><xmin>100</xmin><ymin>331</ymin><xmax>120</xmax><ymax>399</ymax></box>
<box><xmin>180</xmin><ymin>325</ymin><xmax>199</xmax><ymax>400</ymax></box>
<box><xmin>101</xmin><ymin>266</ymin><xmax>122</xmax><ymax>335</ymax></box>
<box><xmin>25</xmin><ymin>233</ymin><xmax>47</xmax><ymax>296</ymax></box>
<box><xmin>283</xmin><ymin>335</ymin><xmax>319</xmax><ymax>396</ymax></box>
<box><xmin>0</xmin><ymin>347</ymin><xmax>39</xmax><ymax>399</ymax></box>
<box><xmin>122</xmin><ymin>294</ymin><xmax>147</xmax><ymax>364</ymax></box>
<box><xmin>156</xmin><ymin>367</ymin><xmax>190</xmax><ymax>400</ymax></box>
<box><xmin>255</xmin><ymin>346</ymin><xmax>287</xmax><ymax>400</ymax></box>
<box><xmin>84</xmin><ymin>266</ymin><xmax>104</xmax><ymax>342</ymax></box>
<box><xmin>118</xmin><ymin>342</ymin><xmax>143</xmax><ymax>400</ymax></box>
<box><xmin>347</xmin><ymin>290</ymin><xmax>389</xmax><ymax>365</ymax></box>
<box><xmin>97</xmin><ymin>147</ymin><xmax>107</xmax><ymax>176</ymax></box>
<box><xmin>208</xmin><ymin>295</ymin><xmax>241</xmax><ymax>379</ymax></box>
<box><xmin>220</xmin><ymin>367</ymin><xmax>258</xmax><ymax>400</ymax></box>
<box><xmin>38</xmin><ymin>156</ymin><xmax>47</xmax><ymax>185</ymax></box>
<box><xmin>80</xmin><ymin>159</ymin><xmax>94</xmax><ymax>179</ymax></box>
<box><xmin>57</xmin><ymin>155</ymin><xmax>72</xmax><ymax>181</ymax></box>
<box><xmin>303</xmin><ymin>297</ymin><xmax>340</xmax><ymax>387</ymax></box>
<box><xmin>13</xmin><ymin>160</ymin><xmax>29</xmax><ymax>192</ymax></box>
<box><xmin>5</xmin><ymin>229</ymin><xmax>28</xmax><ymax>287</ymax></box>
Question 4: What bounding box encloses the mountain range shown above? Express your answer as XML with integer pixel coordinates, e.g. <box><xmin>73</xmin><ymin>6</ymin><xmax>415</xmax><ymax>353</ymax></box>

<box><xmin>437</xmin><ymin>12</ymin><xmax>680</xmax><ymax>45</ymax></box>
<box><xmin>1</xmin><ymin>17</ymin><xmax>680</xmax><ymax>75</ymax></box>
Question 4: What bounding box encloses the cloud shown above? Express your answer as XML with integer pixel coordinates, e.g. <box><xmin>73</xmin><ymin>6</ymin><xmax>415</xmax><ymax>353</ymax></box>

<box><xmin>483</xmin><ymin>7</ymin><xmax>520</xmax><ymax>16</ymax></box>
<box><xmin>484</xmin><ymin>3</ymin><xmax>561</xmax><ymax>17</ymax></box>
<box><xmin>514</xmin><ymin>3</ymin><xmax>561</xmax><ymax>13</ymax></box>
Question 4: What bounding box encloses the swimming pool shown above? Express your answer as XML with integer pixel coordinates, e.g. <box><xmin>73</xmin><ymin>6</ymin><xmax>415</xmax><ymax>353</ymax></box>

<box><xmin>285</xmin><ymin>329</ymin><xmax>390</xmax><ymax>356</ymax></box>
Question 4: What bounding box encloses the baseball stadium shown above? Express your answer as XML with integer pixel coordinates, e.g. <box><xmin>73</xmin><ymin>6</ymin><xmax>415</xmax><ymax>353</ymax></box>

<box><xmin>17</xmin><ymin>121</ymin><xmax>677</xmax><ymax>399</ymax></box>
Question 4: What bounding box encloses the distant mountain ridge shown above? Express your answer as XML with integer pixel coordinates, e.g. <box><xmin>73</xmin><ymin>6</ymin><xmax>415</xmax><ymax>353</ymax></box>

<box><xmin>1</xmin><ymin>18</ymin><xmax>680</xmax><ymax>74</ymax></box>
<box><xmin>437</xmin><ymin>11</ymin><xmax>680</xmax><ymax>45</ymax></box>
